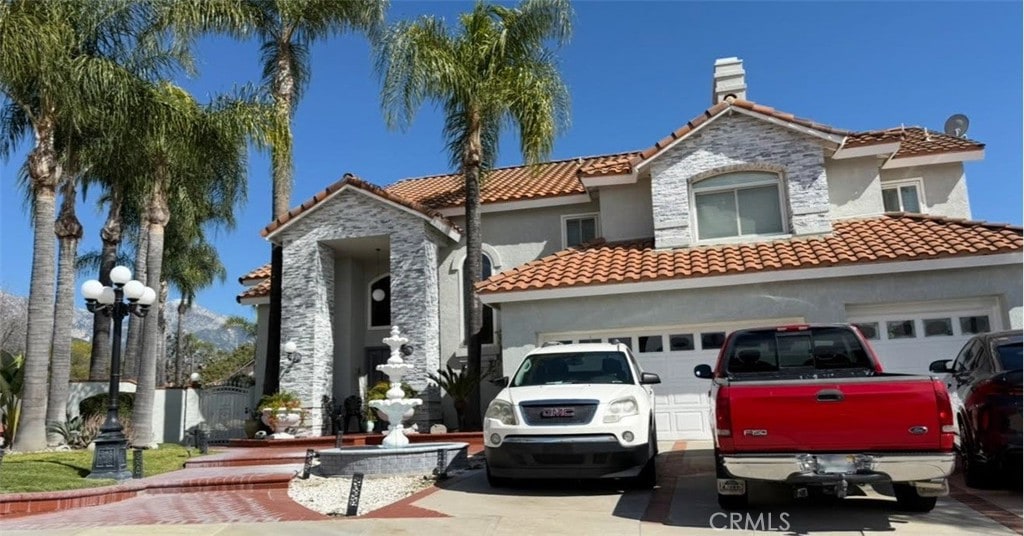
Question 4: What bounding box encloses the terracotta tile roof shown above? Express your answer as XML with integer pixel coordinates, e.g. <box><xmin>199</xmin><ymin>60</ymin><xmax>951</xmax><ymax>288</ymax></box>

<box><xmin>237</xmin><ymin>278</ymin><xmax>270</xmax><ymax>302</ymax></box>
<box><xmin>239</xmin><ymin>263</ymin><xmax>271</xmax><ymax>284</ymax></box>
<box><xmin>261</xmin><ymin>174</ymin><xmax>456</xmax><ymax>238</ymax></box>
<box><xmin>384</xmin><ymin>152</ymin><xmax>637</xmax><ymax>209</ymax></box>
<box><xmin>475</xmin><ymin>214</ymin><xmax>1022</xmax><ymax>294</ymax></box>
<box><xmin>845</xmin><ymin>127</ymin><xmax>984</xmax><ymax>159</ymax></box>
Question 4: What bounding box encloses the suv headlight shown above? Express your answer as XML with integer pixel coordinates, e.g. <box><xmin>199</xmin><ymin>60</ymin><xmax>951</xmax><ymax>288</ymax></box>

<box><xmin>485</xmin><ymin>400</ymin><xmax>517</xmax><ymax>426</ymax></box>
<box><xmin>604</xmin><ymin>397</ymin><xmax>639</xmax><ymax>423</ymax></box>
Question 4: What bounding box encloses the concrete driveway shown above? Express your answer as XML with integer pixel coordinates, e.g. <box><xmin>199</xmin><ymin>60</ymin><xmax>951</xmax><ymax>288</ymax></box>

<box><xmin>406</xmin><ymin>441</ymin><xmax>1020</xmax><ymax>535</ymax></box>
<box><xmin>3</xmin><ymin>440</ymin><xmax>1019</xmax><ymax>535</ymax></box>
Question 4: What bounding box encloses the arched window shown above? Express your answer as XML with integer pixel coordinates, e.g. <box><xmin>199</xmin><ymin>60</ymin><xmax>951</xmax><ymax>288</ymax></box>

<box><xmin>369</xmin><ymin>275</ymin><xmax>390</xmax><ymax>328</ymax></box>
<box><xmin>692</xmin><ymin>171</ymin><xmax>785</xmax><ymax>240</ymax></box>
<box><xmin>464</xmin><ymin>254</ymin><xmax>495</xmax><ymax>345</ymax></box>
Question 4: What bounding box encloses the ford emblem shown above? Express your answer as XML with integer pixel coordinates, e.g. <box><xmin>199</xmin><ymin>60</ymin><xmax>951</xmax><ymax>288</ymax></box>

<box><xmin>908</xmin><ymin>426</ymin><xmax>928</xmax><ymax>435</ymax></box>
<box><xmin>541</xmin><ymin>407</ymin><xmax>575</xmax><ymax>418</ymax></box>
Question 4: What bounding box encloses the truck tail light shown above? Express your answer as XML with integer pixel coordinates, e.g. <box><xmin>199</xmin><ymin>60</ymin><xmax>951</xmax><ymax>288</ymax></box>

<box><xmin>715</xmin><ymin>389</ymin><xmax>732</xmax><ymax>437</ymax></box>
<box><xmin>932</xmin><ymin>379</ymin><xmax>956</xmax><ymax>450</ymax></box>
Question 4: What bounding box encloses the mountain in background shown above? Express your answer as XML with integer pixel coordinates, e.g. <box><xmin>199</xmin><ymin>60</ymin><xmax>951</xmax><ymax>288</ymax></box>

<box><xmin>0</xmin><ymin>290</ymin><xmax>252</xmax><ymax>352</ymax></box>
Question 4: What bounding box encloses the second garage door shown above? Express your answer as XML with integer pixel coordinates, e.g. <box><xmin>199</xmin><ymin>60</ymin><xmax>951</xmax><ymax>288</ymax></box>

<box><xmin>539</xmin><ymin>317</ymin><xmax>802</xmax><ymax>441</ymax></box>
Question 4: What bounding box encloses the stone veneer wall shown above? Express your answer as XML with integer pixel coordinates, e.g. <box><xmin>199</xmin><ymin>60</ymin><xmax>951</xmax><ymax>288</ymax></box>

<box><xmin>275</xmin><ymin>190</ymin><xmax>448</xmax><ymax>435</ymax></box>
<box><xmin>650</xmin><ymin>112</ymin><xmax>832</xmax><ymax>248</ymax></box>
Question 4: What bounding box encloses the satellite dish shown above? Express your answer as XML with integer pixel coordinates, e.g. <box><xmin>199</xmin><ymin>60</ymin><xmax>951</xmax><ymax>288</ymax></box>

<box><xmin>944</xmin><ymin>114</ymin><xmax>970</xmax><ymax>138</ymax></box>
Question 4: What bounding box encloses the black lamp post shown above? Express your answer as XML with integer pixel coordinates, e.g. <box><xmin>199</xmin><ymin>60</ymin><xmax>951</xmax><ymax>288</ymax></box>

<box><xmin>81</xmin><ymin>265</ymin><xmax>155</xmax><ymax>481</ymax></box>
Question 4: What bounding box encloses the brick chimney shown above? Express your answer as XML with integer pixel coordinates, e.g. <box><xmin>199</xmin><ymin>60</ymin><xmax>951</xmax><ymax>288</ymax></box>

<box><xmin>712</xmin><ymin>57</ymin><xmax>747</xmax><ymax>104</ymax></box>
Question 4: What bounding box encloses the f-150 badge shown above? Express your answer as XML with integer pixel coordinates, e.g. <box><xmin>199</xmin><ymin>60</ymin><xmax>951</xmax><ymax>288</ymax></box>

<box><xmin>743</xmin><ymin>429</ymin><xmax>768</xmax><ymax>436</ymax></box>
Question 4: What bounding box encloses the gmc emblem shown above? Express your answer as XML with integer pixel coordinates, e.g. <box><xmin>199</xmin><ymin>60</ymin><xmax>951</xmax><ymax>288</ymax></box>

<box><xmin>541</xmin><ymin>407</ymin><xmax>575</xmax><ymax>418</ymax></box>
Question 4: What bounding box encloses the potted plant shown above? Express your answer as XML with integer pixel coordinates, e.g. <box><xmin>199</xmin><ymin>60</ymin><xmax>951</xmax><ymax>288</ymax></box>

<box><xmin>257</xmin><ymin>391</ymin><xmax>304</xmax><ymax>439</ymax></box>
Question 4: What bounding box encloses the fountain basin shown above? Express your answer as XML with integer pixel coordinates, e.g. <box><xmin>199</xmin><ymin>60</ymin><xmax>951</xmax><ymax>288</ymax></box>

<box><xmin>318</xmin><ymin>442</ymin><xmax>469</xmax><ymax>476</ymax></box>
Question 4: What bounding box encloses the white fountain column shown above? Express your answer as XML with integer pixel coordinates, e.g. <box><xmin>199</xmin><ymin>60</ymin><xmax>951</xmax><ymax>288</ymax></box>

<box><xmin>369</xmin><ymin>326</ymin><xmax>423</xmax><ymax>448</ymax></box>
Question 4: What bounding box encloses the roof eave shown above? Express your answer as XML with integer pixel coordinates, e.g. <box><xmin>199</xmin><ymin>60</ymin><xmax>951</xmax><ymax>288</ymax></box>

<box><xmin>881</xmin><ymin>149</ymin><xmax>985</xmax><ymax>169</ymax></box>
<box><xmin>478</xmin><ymin>252</ymin><xmax>1022</xmax><ymax>305</ymax></box>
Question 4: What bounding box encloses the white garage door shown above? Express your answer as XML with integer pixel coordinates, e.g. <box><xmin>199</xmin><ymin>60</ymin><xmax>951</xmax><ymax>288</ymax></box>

<box><xmin>847</xmin><ymin>298</ymin><xmax>1002</xmax><ymax>375</ymax></box>
<box><xmin>539</xmin><ymin>317</ymin><xmax>802</xmax><ymax>441</ymax></box>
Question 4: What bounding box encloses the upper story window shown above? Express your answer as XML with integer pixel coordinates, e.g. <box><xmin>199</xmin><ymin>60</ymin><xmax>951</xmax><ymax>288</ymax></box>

<box><xmin>693</xmin><ymin>172</ymin><xmax>784</xmax><ymax>240</ymax></box>
<box><xmin>882</xmin><ymin>179</ymin><xmax>923</xmax><ymax>213</ymax></box>
<box><xmin>369</xmin><ymin>275</ymin><xmax>390</xmax><ymax>328</ymax></box>
<box><xmin>464</xmin><ymin>253</ymin><xmax>496</xmax><ymax>345</ymax></box>
<box><xmin>563</xmin><ymin>213</ymin><xmax>598</xmax><ymax>248</ymax></box>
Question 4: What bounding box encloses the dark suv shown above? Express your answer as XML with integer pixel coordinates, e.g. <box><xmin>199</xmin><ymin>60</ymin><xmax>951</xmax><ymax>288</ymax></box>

<box><xmin>930</xmin><ymin>330</ymin><xmax>1023</xmax><ymax>488</ymax></box>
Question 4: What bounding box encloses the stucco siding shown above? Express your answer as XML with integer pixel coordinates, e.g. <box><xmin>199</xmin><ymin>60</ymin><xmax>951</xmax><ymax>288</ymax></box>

<box><xmin>827</xmin><ymin>157</ymin><xmax>884</xmax><ymax>219</ymax></box>
<box><xmin>881</xmin><ymin>163</ymin><xmax>971</xmax><ymax>219</ymax></box>
<box><xmin>649</xmin><ymin>113</ymin><xmax>832</xmax><ymax>248</ymax></box>
<box><xmin>600</xmin><ymin>177</ymin><xmax>655</xmax><ymax>242</ymax></box>
<box><xmin>496</xmin><ymin>264</ymin><xmax>1023</xmax><ymax>376</ymax></box>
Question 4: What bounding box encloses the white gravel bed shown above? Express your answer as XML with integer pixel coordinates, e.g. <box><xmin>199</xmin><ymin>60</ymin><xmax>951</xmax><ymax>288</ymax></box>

<box><xmin>288</xmin><ymin>470</ymin><xmax>437</xmax><ymax>516</ymax></box>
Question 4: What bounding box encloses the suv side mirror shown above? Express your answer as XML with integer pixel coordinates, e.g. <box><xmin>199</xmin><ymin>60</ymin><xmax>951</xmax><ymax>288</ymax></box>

<box><xmin>639</xmin><ymin>372</ymin><xmax>661</xmax><ymax>385</ymax></box>
<box><xmin>694</xmin><ymin>364</ymin><xmax>714</xmax><ymax>379</ymax></box>
<box><xmin>928</xmin><ymin>360</ymin><xmax>952</xmax><ymax>373</ymax></box>
<box><xmin>491</xmin><ymin>376</ymin><xmax>510</xmax><ymax>387</ymax></box>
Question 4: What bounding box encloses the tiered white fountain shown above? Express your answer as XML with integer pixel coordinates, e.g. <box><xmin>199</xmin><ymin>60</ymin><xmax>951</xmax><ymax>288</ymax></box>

<box><xmin>316</xmin><ymin>326</ymin><xmax>469</xmax><ymax>477</ymax></box>
<box><xmin>369</xmin><ymin>326</ymin><xmax>423</xmax><ymax>448</ymax></box>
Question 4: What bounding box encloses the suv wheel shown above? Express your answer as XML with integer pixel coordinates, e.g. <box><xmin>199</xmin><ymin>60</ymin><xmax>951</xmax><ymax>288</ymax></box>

<box><xmin>486</xmin><ymin>466</ymin><xmax>511</xmax><ymax>488</ymax></box>
<box><xmin>893</xmin><ymin>483</ymin><xmax>937</xmax><ymax>512</ymax></box>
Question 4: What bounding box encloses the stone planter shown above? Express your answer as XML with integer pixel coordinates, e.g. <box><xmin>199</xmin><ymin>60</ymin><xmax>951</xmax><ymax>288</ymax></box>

<box><xmin>261</xmin><ymin>407</ymin><xmax>302</xmax><ymax>439</ymax></box>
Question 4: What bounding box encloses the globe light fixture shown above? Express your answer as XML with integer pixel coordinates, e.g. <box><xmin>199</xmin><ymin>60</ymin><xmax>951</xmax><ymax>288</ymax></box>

<box><xmin>80</xmin><ymin>265</ymin><xmax>156</xmax><ymax>481</ymax></box>
<box><xmin>371</xmin><ymin>289</ymin><xmax>386</xmax><ymax>302</ymax></box>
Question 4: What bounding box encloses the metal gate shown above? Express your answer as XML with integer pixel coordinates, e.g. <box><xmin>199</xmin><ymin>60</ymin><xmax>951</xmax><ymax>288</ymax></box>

<box><xmin>198</xmin><ymin>379</ymin><xmax>254</xmax><ymax>444</ymax></box>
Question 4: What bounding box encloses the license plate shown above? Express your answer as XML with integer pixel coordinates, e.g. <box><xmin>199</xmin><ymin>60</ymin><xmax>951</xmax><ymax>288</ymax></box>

<box><xmin>816</xmin><ymin>454</ymin><xmax>856</xmax><ymax>474</ymax></box>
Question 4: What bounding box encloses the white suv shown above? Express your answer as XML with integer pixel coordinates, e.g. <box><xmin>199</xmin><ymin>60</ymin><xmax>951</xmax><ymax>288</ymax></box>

<box><xmin>483</xmin><ymin>342</ymin><xmax>661</xmax><ymax>487</ymax></box>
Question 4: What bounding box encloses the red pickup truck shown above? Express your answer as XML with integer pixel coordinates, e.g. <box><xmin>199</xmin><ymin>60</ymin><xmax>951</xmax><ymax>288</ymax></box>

<box><xmin>694</xmin><ymin>324</ymin><xmax>956</xmax><ymax>512</ymax></box>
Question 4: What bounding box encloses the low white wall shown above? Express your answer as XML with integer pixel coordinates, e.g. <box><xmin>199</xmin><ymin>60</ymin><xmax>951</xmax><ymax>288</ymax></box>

<box><xmin>66</xmin><ymin>382</ymin><xmax>197</xmax><ymax>445</ymax></box>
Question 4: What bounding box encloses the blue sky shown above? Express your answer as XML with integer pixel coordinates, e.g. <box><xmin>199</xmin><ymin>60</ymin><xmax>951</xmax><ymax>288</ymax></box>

<box><xmin>1</xmin><ymin>1</ymin><xmax>1021</xmax><ymax>319</ymax></box>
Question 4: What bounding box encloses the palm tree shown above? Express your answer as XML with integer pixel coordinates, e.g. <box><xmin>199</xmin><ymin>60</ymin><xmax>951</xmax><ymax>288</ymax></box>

<box><xmin>128</xmin><ymin>84</ymin><xmax>259</xmax><ymax>447</ymax></box>
<box><xmin>376</xmin><ymin>0</ymin><xmax>571</xmax><ymax>428</ymax></box>
<box><xmin>154</xmin><ymin>0</ymin><xmax>389</xmax><ymax>395</ymax></box>
<box><xmin>45</xmin><ymin>176</ymin><xmax>83</xmax><ymax>445</ymax></box>
<box><xmin>246</xmin><ymin>0</ymin><xmax>388</xmax><ymax>397</ymax></box>
<box><xmin>0</xmin><ymin>0</ymin><xmax>158</xmax><ymax>451</ymax></box>
<box><xmin>163</xmin><ymin>233</ymin><xmax>227</xmax><ymax>385</ymax></box>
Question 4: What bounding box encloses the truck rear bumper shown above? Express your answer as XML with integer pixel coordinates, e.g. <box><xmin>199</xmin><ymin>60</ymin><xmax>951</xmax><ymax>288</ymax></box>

<box><xmin>721</xmin><ymin>452</ymin><xmax>955</xmax><ymax>483</ymax></box>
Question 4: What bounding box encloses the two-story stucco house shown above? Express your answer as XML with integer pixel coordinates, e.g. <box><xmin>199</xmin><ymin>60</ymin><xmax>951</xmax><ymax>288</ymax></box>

<box><xmin>238</xmin><ymin>58</ymin><xmax>1023</xmax><ymax>440</ymax></box>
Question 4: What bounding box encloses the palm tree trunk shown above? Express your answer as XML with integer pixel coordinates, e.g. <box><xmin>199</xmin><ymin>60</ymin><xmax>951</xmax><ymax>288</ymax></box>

<box><xmin>46</xmin><ymin>179</ymin><xmax>83</xmax><ymax>445</ymax></box>
<box><xmin>155</xmin><ymin>281</ymin><xmax>168</xmax><ymax>386</ymax></box>
<box><xmin>132</xmin><ymin>183</ymin><xmax>169</xmax><ymax>448</ymax></box>
<box><xmin>174</xmin><ymin>299</ymin><xmax>187</xmax><ymax>385</ymax></box>
<box><xmin>264</xmin><ymin>61</ymin><xmax>295</xmax><ymax>396</ymax></box>
<box><xmin>13</xmin><ymin>118</ymin><xmax>60</xmax><ymax>452</ymax></box>
<box><xmin>123</xmin><ymin>226</ymin><xmax>148</xmax><ymax>381</ymax></box>
<box><xmin>462</xmin><ymin>122</ymin><xmax>484</xmax><ymax>430</ymax></box>
<box><xmin>90</xmin><ymin>190</ymin><xmax>122</xmax><ymax>380</ymax></box>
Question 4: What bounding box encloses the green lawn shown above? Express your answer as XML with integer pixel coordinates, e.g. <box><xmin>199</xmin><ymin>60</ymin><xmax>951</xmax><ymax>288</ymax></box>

<box><xmin>0</xmin><ymin>444</ymin><xmax>203</xmax><ymax>494</ymax></box>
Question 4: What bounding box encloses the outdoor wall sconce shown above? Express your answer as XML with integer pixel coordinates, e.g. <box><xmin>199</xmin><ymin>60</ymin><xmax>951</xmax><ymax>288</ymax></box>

<box><xmin>371</xmin><ymin>289</ymin><xmax>386</xmax><ymax>302</ymax></box>
<box><xmin>284</xmin><ymin>340</ymin><xmax>301</xmax><ymax>364</ymax></box>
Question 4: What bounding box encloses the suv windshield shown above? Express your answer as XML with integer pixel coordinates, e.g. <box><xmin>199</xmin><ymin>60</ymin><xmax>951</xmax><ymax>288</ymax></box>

<box><xmin>724</xmin><ymin>327</ymin><xmax>872</xmax><ymax>375</ymax></box>
<box><xmin>511</xmin><ymin>351</ymin><xmax>633</xmax><ymax>386</ymax></box>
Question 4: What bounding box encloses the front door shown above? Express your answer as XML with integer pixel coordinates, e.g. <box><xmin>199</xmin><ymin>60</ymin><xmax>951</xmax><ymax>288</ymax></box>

<box><xmin>365</xmin><ymin>346</ymin><xmax>390</xmax><ymax>387</ymax></box>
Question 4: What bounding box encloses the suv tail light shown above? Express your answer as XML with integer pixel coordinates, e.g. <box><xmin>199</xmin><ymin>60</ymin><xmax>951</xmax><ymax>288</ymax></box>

<box><xmin>932</xmin><ymin>379</ymin><xmax>956</xmax><ymax>450</ymax></box>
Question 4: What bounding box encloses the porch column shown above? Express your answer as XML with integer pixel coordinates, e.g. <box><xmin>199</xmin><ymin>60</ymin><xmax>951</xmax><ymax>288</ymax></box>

<box><xmin>281</xmin><ymin>241</ymin><xmax>335</xmax><ymax>435</ymax></box>
<box><xmin>389</xmin><ymin>232</ymin><xmax>441</xmax><ymax>424</ymax></box>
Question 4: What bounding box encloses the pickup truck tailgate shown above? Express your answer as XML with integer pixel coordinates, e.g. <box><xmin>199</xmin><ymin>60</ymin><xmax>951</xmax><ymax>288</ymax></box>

<box><xmin>726</xmin><ymin>377</ymin><xmax>944</xmax><ymax>452</ymax></box>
